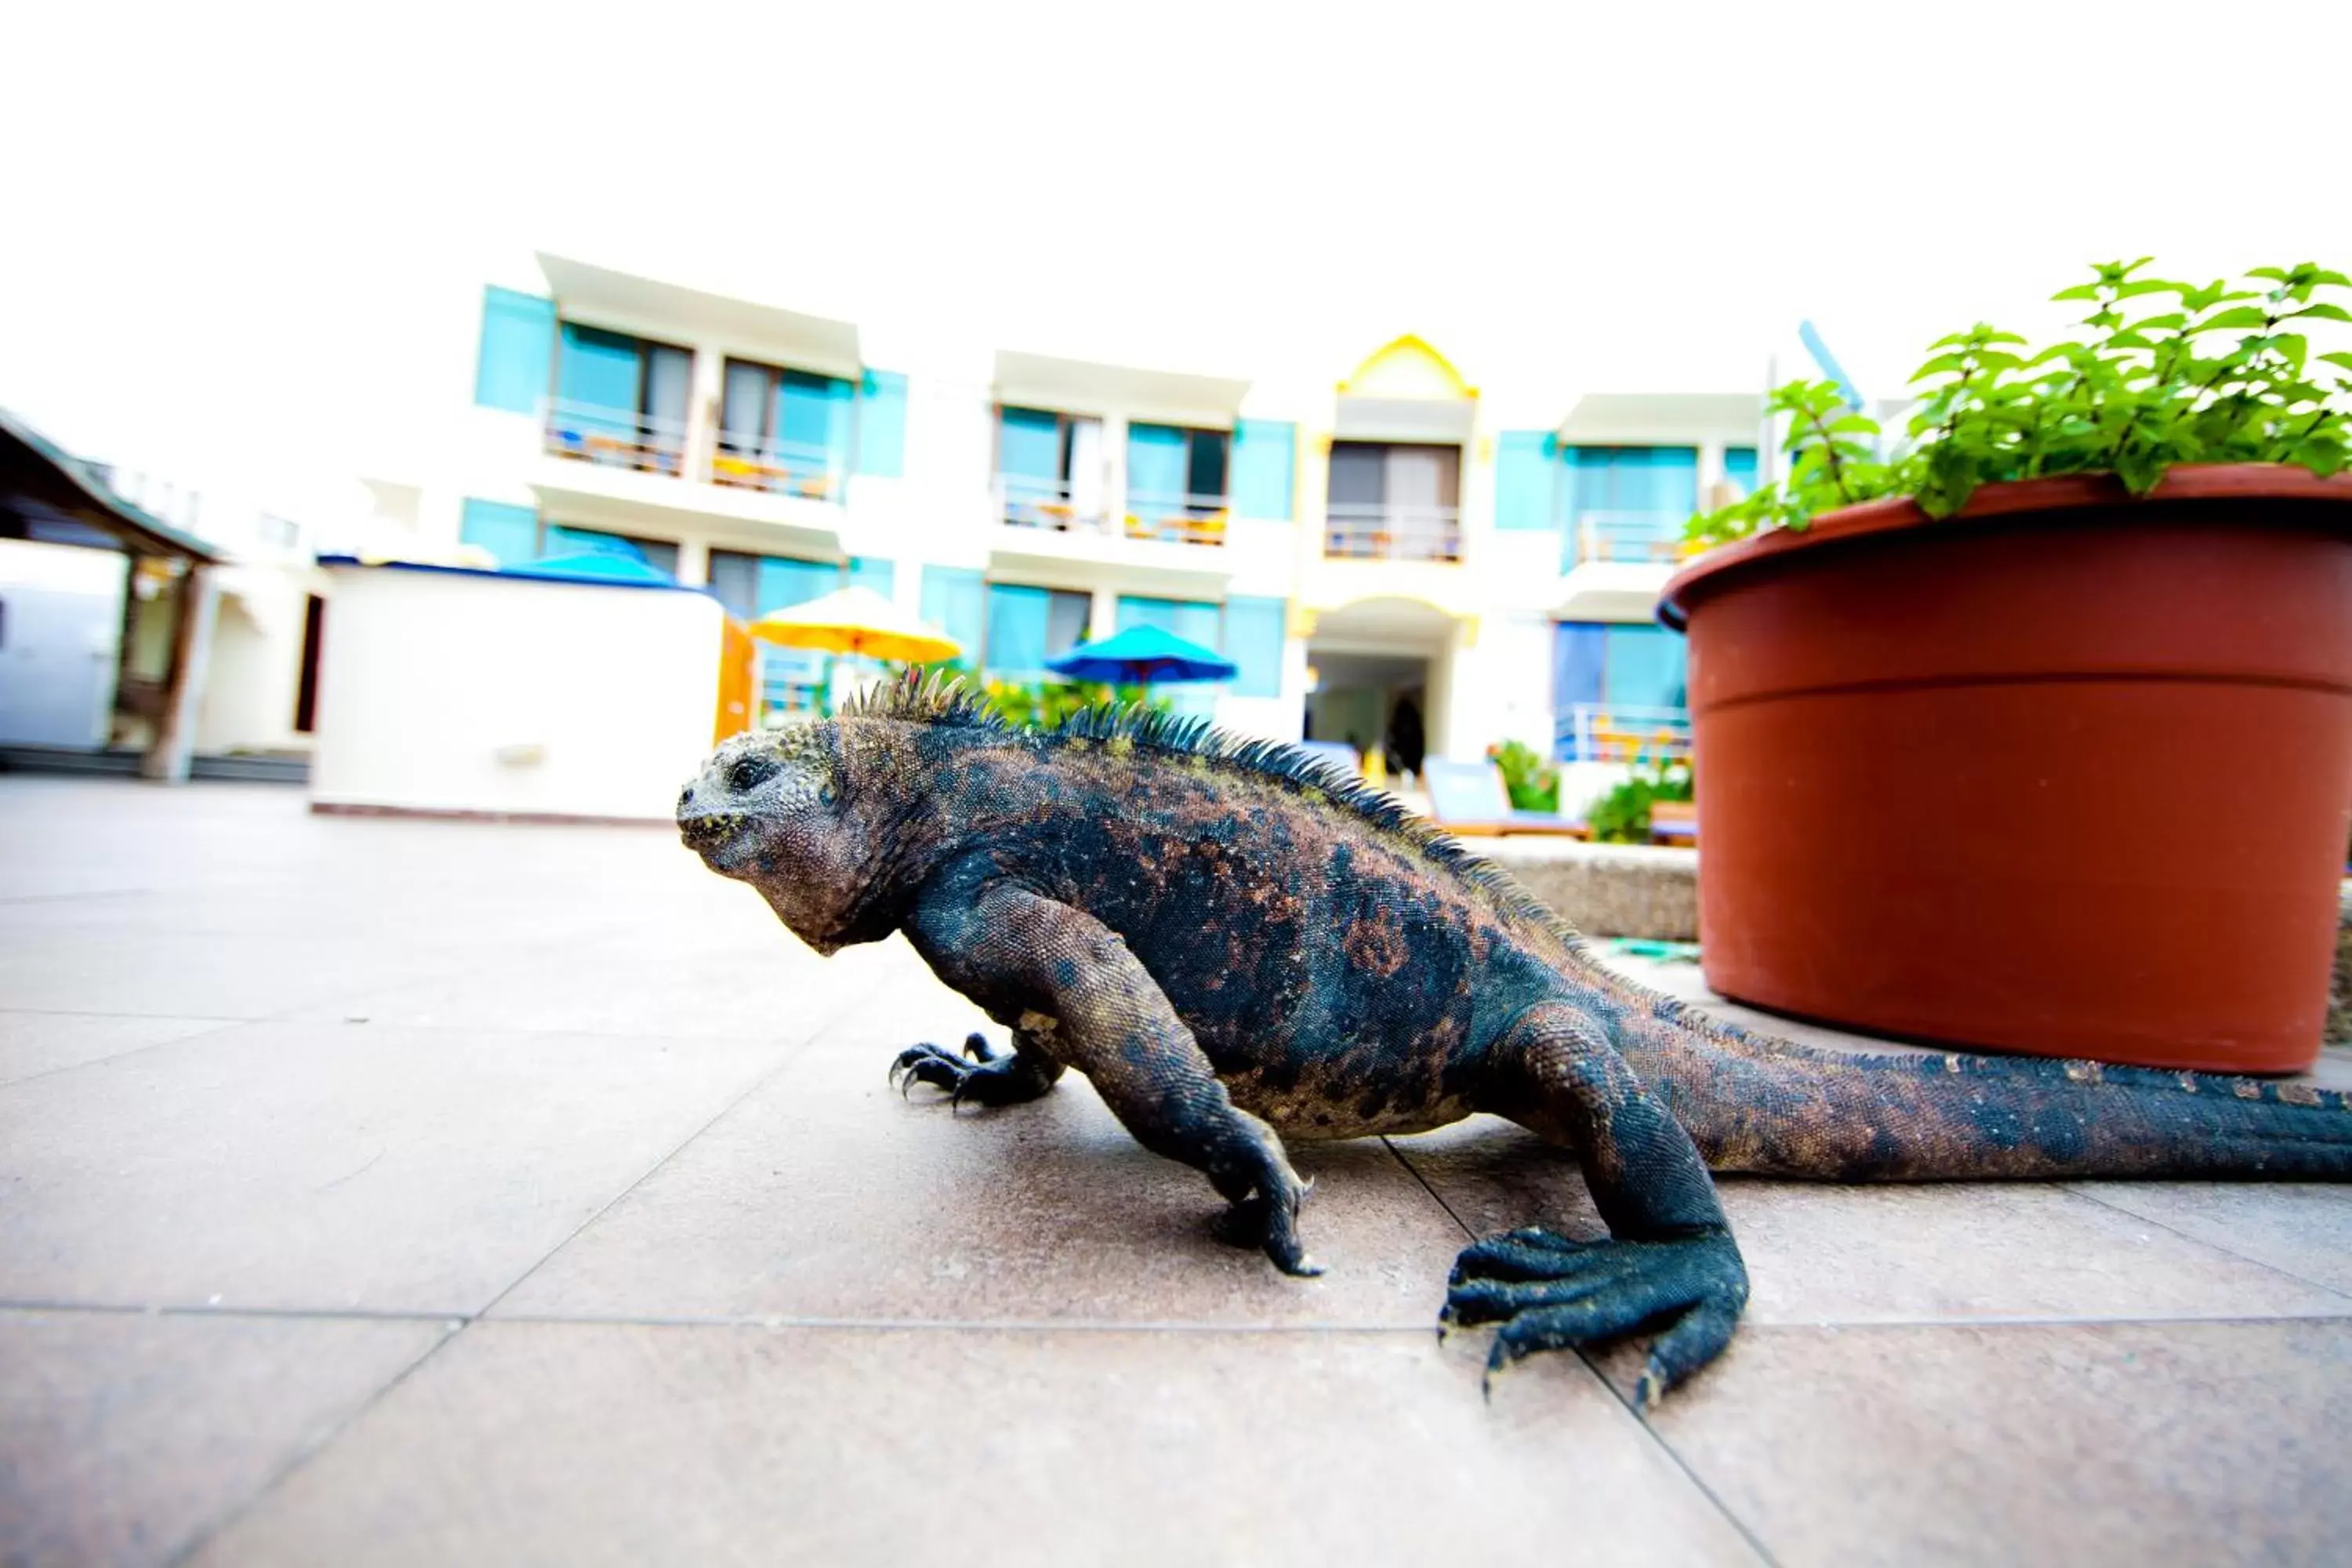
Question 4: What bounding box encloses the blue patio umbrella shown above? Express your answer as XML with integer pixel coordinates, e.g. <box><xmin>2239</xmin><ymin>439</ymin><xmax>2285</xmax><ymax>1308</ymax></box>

<box><xmin>1045</xmin><ymin>624</ymin><xmax>1237</xmax><ymax>684</ymax></box>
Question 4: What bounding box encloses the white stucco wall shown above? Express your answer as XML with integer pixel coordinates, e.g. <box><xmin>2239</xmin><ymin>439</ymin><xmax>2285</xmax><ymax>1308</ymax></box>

<box><xmin>310</xmin><ymin>564</ymin><xmax>723</xmax><ymax>819</ymax></box>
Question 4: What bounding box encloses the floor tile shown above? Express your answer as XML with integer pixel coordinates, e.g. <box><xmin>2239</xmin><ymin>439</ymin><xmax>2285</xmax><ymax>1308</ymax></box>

<box><xmin>1607</xmin><ymin>1318</ymin><xmax>2352</xmax><ymax>1567</ymax></box>
<box><xmin>1392</xmin><ymin>1116</ymin><xmax>2352</xmax><ymax>1325</ymax></box>
<box><xmin>0</xmin><ymin>1306</ymin><xmax>448</xmax><ymax>1568</ymax></box>
<box><xmin>0</xmin><ymin>1011</ymin><xmax>235</xmax><ymax>1084</ymax></box>
<box><xmin>0</xmin><ymin>1019</ymin><xmax>789</xmax><ymax>1315</ymax></box>
<box><xmin>2066</xmin><ymin>1180</ymin><xmax>2352</xmax><ymax>1297</ymax></box>
<box><xmin>192</xmin><ymin>1321</ymin><xmax>1761</xmax><ymax>1568</ymax></box>
<box><xmin>499</xmin><ymin>953</ymin><xmax>1476</xmax><ymax>1328</ymax></box>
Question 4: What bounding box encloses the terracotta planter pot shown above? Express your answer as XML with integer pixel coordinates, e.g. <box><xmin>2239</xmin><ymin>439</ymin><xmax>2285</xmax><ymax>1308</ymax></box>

<box><xmin>1659</xmin><ymin>464</ymin><xmax>2352</xmax><ymax>1073</ymax></box>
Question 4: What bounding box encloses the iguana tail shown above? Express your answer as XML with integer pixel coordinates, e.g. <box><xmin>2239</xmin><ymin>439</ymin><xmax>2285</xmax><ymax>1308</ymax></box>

<box><xmin>1617</xmin><ymin>997</ymin><xmax>2352</xmax><ymax>1181</ymax></box>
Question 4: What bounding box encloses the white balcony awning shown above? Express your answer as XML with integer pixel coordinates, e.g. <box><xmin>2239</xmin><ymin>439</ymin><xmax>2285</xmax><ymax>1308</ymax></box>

<box><xmin>1557</xmin><ymin>393</ymin><xmax>1763</xmax><ymax>445</ymax></box>
<box><xmin>992</xmin><ymin>350</ymin><xmax>1250</xmax><ymax>426</ymax></box>
<box><xmin>536</xmin><ymin>253</ymin><xmax>863</xmax><ymax>379</ymax></box>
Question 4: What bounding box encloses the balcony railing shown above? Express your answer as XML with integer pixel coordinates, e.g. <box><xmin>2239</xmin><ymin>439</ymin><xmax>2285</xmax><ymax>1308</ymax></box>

<box><xmin>1323</xmin><ymin>503</ymin><xmax>1462</xmax><ymax>563</ymax></box>
<box><xmin>996</xmin><ymin>476</ymin><xmax>1109</xmax><ymax>534</ymax></box>
<box><xmin>543</xmin><ymin>400</ymin><xmax>688</xmax><ymax>477</ymax></box>
<box><xmin>1569</xmin><ymin>510</ymin><xmax>1688</xmax><ymax>566</ymax></box>
<box><xmin>710</xmin><ymin>434</ymin><xmax>848</xmax><ymax>504</ymax></box>
<box><xmin>1555</xmin><ymin>703</ymin><xmax>1692</xmax><ymax>764</ymax></box>
<box><xmin>1123</xmin><ymin>492</ymin><xmax>1229</xmax><ymax>547</ymax></box>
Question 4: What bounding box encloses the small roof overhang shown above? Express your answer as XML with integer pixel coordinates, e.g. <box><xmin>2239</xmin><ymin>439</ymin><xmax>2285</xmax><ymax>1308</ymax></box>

<box><xmin>536</xmin><ymin>252</ymin><xmax>864</xmax><ymax>380</ymax></box>
<box><xmin>0</xmin><ymin>407</ymin><xmax>222</xmax><ymax>563</ymax></box>
<box><xmin>992</xmin><ymin>349</ymin><xmax>1250</xmax><ymax>426</ymax></box>
<box><xmin>1558</xmin><ymin>393</ymin><xmax>1765</xmax><ymax>446</ymax></box>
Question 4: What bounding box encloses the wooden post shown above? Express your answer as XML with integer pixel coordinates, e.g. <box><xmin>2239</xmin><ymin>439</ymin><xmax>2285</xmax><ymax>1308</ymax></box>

<box><xmin>141</xmin><ymin>563</ymin><xmax>220</xmax><ymax>783</ymax></box>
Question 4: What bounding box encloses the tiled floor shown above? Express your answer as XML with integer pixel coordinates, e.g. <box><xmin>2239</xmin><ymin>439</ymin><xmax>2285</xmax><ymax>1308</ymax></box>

<box><xmin>4</xmin><ymin>777</ymin><xmax>2349</xmax><ymax>1567</ymax></box>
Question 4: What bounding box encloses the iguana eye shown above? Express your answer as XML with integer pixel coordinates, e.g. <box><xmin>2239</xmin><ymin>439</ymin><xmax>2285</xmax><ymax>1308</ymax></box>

<box><xmin>818</xmin><ymin>782</ymin><xmax>839</xmax><ymax>808</ymax></box>
<box><xmin>728</xmin><ymin>753</ymin><xmax>781</xmax><ymax>793</ymax></box>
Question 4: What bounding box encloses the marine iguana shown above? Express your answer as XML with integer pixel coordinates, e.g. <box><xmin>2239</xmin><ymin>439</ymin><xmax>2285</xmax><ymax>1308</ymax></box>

<box><xmin>677</xmin><ymin>673</ymin><xmax>2352</xmax><ymax>1403</ymax></box>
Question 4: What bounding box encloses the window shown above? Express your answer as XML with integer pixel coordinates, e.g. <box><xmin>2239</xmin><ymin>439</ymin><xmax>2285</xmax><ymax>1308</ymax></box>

<box><xmin>1724</xmin><ymin>446</ymin><xmax>1759</xmax><ymax>495</ymax></box>
<box><xmin>546</xmin><ymin>324</ymin><xmax>691</xmax><ymax>474</ymax></box>
<box><xmin>458</xmin><ymin>498</ymin><xmax>540</xmax><ymax>565</ymax></box>
<box><xmin>1552</xmin><ymin>620</ymin><xmax>1691</xmax><ymax>762</ymax></box>
<box><xmin>710</xmin><ymin>549</ymin><xmax>851</xmax><ymax>723</ymax></box>
<box><xmin>1231</xmin><ymin>419</ymin><xmax>1296</xmax><ymax>521</ymax></box>
<box><xmin>1125</xmin><ymin>423</ymin><xmax>1230</xmax><ymax>543</ymax></box>
<box><xmin>983</xmin><ymin>584</ymin><xmax>1092</xmax><ymax>678</ymax></box>
<box><xmin>1563</xmin><ymin>447</ymin><xmax>1699</xmax><ymax>564</ymax></box>
<box><xmin>1323</xmin><ymin>442</ymin><xmax>1462</xmax><ymax>561</ymax></box>
<box><xmin>996</xmin><ymin>407</ymin><xmax>1105</xmax><ymax>528</ymax></box>
<box><xmin>715</xmin><ymin>358</ymin><xmax>855</xmax><ymax>500</ymax></box>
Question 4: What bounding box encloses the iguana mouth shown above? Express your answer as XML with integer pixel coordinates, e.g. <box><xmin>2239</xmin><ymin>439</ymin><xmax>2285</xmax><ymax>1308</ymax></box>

<box><xmin>676</xmin><ymin>809</ymin><xmax>757</xmax><ymax>875</ymax></box>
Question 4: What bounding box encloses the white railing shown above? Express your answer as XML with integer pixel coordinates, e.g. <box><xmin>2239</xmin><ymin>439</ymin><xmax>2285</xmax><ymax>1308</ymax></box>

<box><xmin>710</xmin><ymin>434</ymin><xmax>848</xmax><ymax>504</ymax></box>
<box><xmin>996</xmin><ymin>475</ymin><xmax>1109</xmax><ymax>534</ymax></box>
<box><xmin>1121</xmin><ymin>491</ymin><xmax>1230</xmax><ymax>547</ymax></box>
<box><xmin>1569</xmin><ymin>510</ymin><xmax>1687</xmax><ymax>566</ymax></box>
<box><xmin>543</xmin><ymin>400</ymin><xmax>689</xmax><ymax>477</ymax></box>
<box><xmin>1556</xmin><ymin>703</ymin><xmax>1692</xmax><ymax>764</ymax></box>
<box><xmin>1324</xmin><ymin>503</ymin><xmax>1462</xmax><ymax>562</ymax></box>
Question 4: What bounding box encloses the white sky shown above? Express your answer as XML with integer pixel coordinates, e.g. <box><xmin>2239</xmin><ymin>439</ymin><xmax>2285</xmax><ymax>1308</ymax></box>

<box><xmin>5</xmin><ymin>0</ymin><xmax>2350</xmax><ymax>520</ymax></box>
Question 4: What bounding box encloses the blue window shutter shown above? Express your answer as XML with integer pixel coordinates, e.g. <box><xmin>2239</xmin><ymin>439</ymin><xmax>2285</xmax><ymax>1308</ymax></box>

<box><xmin>1602</xmin><ymin>625</ymin><xmax>1689</xmax><ymax>710</ymax></box>
<box><xmin>474</xmin><ymin>288</ymin><xmax>555</xmax><ymax>414</ymax></box>
<box><xmin>997</xmin><ymin>408</ymin><xmax>1061</xmax><ymax>480</ymax></box>
<box><xmin>1494</xmin><ymin>430</ymin><xmax>1558</xmax><ymax>531</ymax></box>
<box><xmin>1230</xmin><ymin>419</ymin><xmax>1294</xmax><ymax>520</ymax></box>
<box><xmin>1552</xmin><ymin>622</ymin><xmax>1607</xmax><ymax>759</ymax></box>
<box><xmin>1725</xmin><ymin>446</ymin><xmax>1759</xmax><ymax>495</ymax></box>
<box><xmin>755</xmin><ymin>556</ymin><xmax>840</xmax><ymax>614</ymax></box>
<box><xmin>848</xmin><ymin>557</ymin><xmax>895</xmax><ymax>598</ymax></box>
<box><xmin>1126</xmin><ymin>423</ymin><xmax>1188</xmax><ymax>508</ymax></box>
<box><xmin>985</xmin><ymin>584</ymin><xmax>1052</xmax><ymax>677</ymax></box>
<box><xmin>855</xmin><ymin>370</ymin><xmax>908</xmax><ymax>477</ymax></box>
<box><xmin>1224</xmin><ymin>597</ymin><xmax>1287</xmax><ymax>698</ymax></box>
<box><xmin>459</xmin><ymin>498</ymin><xmax>539</xmax><ymax>564</ymax></box>
<box><xmin>920</xmin><ymin>566</ymin><xmax>985</xmax><ymax>670</ymax></box>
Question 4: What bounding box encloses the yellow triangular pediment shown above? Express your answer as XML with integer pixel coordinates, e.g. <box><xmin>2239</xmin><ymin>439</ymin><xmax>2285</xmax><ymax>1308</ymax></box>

<box><xmin>1337</xmin><ymin>335</ymin><xmax>1478</xmax><ymax>401</ymax></box>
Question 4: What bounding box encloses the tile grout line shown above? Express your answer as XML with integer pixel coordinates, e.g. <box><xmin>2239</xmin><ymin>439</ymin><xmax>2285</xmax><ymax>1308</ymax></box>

<box><xmin>161</xmin><ymin>1316</ymin><xmax>464</xmax><ymax>1568</ymax></box>
<box><xmin>2056</xmin><ymin>1181</ymin><xmax>2352</xmax><ymax>1307</ymax></box>
<box><xmin>161</xmin><ymin>1010</ymin><xmax>843</xmax><ymax>1567</ymax></box>
<box><xmin>0</xmin><ymin>1017</ymin><xmax>255</xmax><ymax>1091</ymax></box>
<box><xmin>1380</xmin><ymin>1138</ymin><xmax>1784</xmax><ymax>1568</ymax></box>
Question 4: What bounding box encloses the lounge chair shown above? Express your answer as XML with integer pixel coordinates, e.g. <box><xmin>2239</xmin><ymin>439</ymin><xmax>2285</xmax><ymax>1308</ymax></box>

<box><xmin>1421</xmin><ymin>757</ymin><xmax>1588</xmax><ymax>838</ymax></box>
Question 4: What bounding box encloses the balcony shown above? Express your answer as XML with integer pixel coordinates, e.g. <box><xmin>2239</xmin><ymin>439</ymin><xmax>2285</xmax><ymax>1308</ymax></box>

<box><xmin>1122</xmin><ymin>492</ymin><xmax>1229</xmax><ymax>549</ymax></box>
<box><xmin>1555</xmin><ymin>702</ymin><xmax>1692</xmax><ymax>764</ymax></box>
<box><xmin>710</xmin><ymin>434</ymin><xmax>847</xmax><ymax>506</ymax></box>
<box><xmin>542</xmin><ymin>401</ymin><xmax>687</xmax><ymax>477</ymax></box>
<box><xmin>996</xmin><ymin>475</ymin><xmax>1117</xmax><ymax>536</ymax></box>
<box><xmin>1323</xmin><ymin>503</ymin><xmax>1461</xmax><ymax>563</ymax></box>
<box><xmin>1569</xmin><ymin>510</ymin><xmax>1689</xmax><ymax>566</ymax></box>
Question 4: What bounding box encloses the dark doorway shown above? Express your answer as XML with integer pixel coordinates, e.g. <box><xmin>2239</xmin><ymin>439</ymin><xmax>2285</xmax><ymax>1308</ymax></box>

<box><xmin>292</xmin><ymin>593</ymin><xmax>324</xmax><ymax>734</ymax></box>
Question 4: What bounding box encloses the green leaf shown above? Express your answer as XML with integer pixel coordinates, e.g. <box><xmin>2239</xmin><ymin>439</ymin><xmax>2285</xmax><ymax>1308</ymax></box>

<box><xmin>2192</xmin><ymin>307</ymin><xmax>2270</xmax><ymax>332</ymax></box>
<box><xmin>2292</xmin><ymin>303</ymin><xmax>2352</xmax><ymax>322</ymax></box>
<box><xmin>2050</xmin><ymin>284</ymin><xmax>2104</xmax><ymax>303</ymax></box>
<box><xmin>2318</xmin><ymin>351</ymin><xmax>2352</xmax><ymax>372</ymax></box>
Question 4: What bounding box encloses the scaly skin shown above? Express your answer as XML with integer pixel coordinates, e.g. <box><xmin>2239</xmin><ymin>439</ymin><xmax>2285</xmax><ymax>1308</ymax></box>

<box><xmin>677</xmin><ymin>672</ymin><xmax>2352</xmax><ymax>1402</ymax></box>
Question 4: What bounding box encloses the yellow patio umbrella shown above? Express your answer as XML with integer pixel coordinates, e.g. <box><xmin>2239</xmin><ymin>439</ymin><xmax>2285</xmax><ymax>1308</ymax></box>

<box><xmin>746</xmin><ymin>584</ymin><xmax>962</xmax><ymax>664</ymax></box>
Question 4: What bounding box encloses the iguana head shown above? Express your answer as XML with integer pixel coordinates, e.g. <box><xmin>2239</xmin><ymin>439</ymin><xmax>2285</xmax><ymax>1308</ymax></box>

<box><xmin>677</xmin><ymin>723</ymin><xmax>880</xmax><ymax>953</ymax></box>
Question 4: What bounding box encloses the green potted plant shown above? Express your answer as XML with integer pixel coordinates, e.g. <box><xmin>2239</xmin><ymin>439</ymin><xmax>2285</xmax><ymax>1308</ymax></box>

<box><xmin>1662</xmin><ymin>261</ymin><xmax>2352</xmax><ymax>1073</ymax></box>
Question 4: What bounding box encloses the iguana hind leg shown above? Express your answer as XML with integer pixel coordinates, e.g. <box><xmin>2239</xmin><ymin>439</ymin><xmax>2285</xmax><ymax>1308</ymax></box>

<box><xmin>891</xmin><ymin>1029</ymin><xmax>1065</xmax><ymax>1108</ymax></box>
<box><xmin>1450</xmin><ymin>1004</ymin><xmax>1748</xmax><ymax>1403</ymax></box>
<box><xmin>905</xmin><ymin>873</ymin><xmax>1319</xmax><ymax>1276</ymax></box>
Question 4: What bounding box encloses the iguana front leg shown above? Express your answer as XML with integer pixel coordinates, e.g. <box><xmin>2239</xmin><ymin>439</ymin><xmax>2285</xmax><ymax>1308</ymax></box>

<box><xmin>902</xmin><ymin>872</ymin><xmax>1320</xmax><ymax>1276</ymax></box>
<box><xmin>1450</xmin><ymin>1004</ymin><xmax>1749</xmax><ymax>1403</ymax></box>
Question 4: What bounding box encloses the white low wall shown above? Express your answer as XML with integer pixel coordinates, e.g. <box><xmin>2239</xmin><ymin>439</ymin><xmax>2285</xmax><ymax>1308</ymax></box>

<box><xmin>310</xmin><ymin>563</ymin><xmax>723</xmax><ymax>820</ymax></box>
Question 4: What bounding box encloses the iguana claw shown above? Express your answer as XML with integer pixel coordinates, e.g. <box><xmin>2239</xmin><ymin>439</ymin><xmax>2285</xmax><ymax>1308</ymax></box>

<box><xmin>1446</xmin><ymin>1225</ymin><xmax>1748</xmax><ymax>1403</ymax></box>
